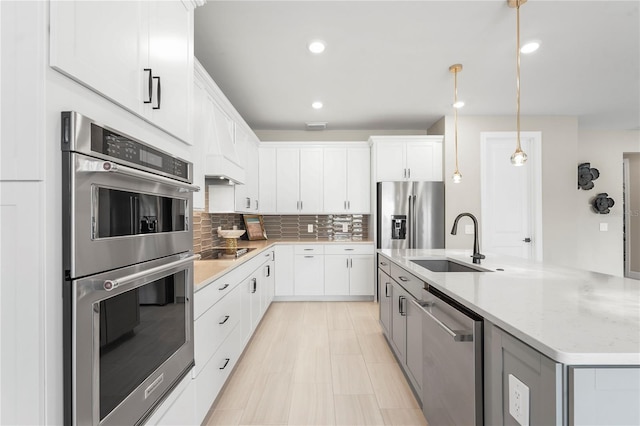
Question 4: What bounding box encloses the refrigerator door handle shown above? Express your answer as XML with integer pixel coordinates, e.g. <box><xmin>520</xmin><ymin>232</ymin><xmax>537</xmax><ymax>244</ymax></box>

<box><xmin>407</xmin><ymin>195</ymin><xmax>414</xmax><ymax>248</ymax></box>
<box><xmin>412</xmin><ymin>194</ymin><xmax>417</xmax><ymax>248</ymax></box>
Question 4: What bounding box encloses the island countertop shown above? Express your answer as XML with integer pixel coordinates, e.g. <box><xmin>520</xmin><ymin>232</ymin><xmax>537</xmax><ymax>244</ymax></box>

<box><xmin>378</xmin><ymin>248</ymin><xmax>640</xmax><ymax>366</ymax></box>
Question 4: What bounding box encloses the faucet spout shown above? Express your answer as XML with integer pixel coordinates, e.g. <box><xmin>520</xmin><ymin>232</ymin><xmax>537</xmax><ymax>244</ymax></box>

<box><xmin>451</xmin><ymin>212</ymin><xmax>486</xmax><ymax>264</ymax></box>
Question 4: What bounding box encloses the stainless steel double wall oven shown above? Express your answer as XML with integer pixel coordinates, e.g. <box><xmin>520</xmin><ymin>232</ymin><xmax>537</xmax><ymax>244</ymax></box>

<box><xmin>61</xmin><ymin>112</ymin><xmax>199</xmax><ymax>425</ymax></box>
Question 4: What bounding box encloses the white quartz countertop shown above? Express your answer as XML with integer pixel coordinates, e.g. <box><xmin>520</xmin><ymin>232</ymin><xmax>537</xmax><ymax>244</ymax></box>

<box><xmin>378</xmin><ymin>248</ymin><xmax>640</xmax><ymax>366</ymax></box>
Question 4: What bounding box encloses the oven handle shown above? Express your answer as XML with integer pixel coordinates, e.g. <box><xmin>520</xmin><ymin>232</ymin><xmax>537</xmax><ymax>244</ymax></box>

<box><xmin>79</xmin><ymin>159</ymin><xmax>200</xmax><ymax>193</ymax></box>
<box><xmin>103</xmin><ymin>254</ymin><xmax>200</xmax><ymax>291</ymax></box>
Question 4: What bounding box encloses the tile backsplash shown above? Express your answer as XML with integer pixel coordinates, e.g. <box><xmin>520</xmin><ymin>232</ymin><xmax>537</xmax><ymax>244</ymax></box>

<box><xmin>193</xmin><ymin>212</ymin><xmax>369</xmax><ymax>253</ymax></box>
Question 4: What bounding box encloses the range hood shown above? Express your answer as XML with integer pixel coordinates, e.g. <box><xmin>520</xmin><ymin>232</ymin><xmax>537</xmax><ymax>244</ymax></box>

<box><xmin>204</xmin><ymin>155</ymin><xmax>245</xmax><ymax>184</ymax></box>
<box><xmin>204</xmin><ymin>100</ymin><xmax>246</xmax><ymax>185</ymax></box>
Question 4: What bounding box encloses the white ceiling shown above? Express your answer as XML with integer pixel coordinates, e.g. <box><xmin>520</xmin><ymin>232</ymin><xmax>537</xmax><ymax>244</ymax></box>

<box><xmin>194</xmin><ymin>1</ymin><xmax>640</xmax><ymax>132</ymax></box>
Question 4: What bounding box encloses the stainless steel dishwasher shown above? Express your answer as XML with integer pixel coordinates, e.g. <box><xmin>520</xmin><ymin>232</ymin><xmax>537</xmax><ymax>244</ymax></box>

<box><xmin>414</xmin><ymin>286</ymin><xmax>483</xmax><ymax>426</ymax></box>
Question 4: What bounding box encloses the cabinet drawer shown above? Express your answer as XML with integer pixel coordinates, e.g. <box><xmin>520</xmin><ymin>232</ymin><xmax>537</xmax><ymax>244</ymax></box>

<box><xmin>325</xmin><ymin>244</ymin><xmax>374</xmax><ymax>255</ymax></box>
<box><xmin>193</xmin><ymin>284</ymin><xmax>241</xmax><ymax>377</ymax></box>
<box><xmin>195</xmin><ymin>265</ymin><xmax>245</xmax><ymax>320</ymax></box>
<box><xmin>194</xmin><ymin>323</ymin><xmax>242</xmax><ymax>424</ymax></box>
<box><xmin>294</xmin><ymin>244</ymin><xmax>325</xmax><ymax>255</ymax></box>
<box><xmin>377</xmin><ymin>255</ymin><xmax>392</xmax><ymax>275</ymax></box>
<box><xmin>390</xmin><ymin>262</ymin><xmax>425</xmax><ymax>299</ymax></box>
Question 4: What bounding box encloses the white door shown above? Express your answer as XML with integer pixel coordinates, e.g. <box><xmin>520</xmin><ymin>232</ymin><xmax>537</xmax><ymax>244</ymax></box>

<box><xmin>299</xmin><ymin>148</ymin><xmax>324</xmax><ymax>213</ymax></box>
<box><xmin>259</xmin><ymin>147</ymin><xmax>277</xmax><ymax>213</ymax></box>
<box><xmin>480</xmin><ymin>132</ymin><xmax>542</xmax><ymax>260</ymax></box>
<box><xmin>324</xmin><ymin>256</ymin><xmax>350</xmax><ymax>295</ymax></box>
<box><xmin>349</xmin><ymin>255</ymin><xmax>374</xmax><ymax>296</ymax></box>
<box><xmin>375</xmin><ymin>141</ymin><xmax>405</xmax><ymax>181</ymax></box>
<box><xmin>406</xmin><ymin>141</ymin><xmax>439</xmax><ymax>181</ymax></box>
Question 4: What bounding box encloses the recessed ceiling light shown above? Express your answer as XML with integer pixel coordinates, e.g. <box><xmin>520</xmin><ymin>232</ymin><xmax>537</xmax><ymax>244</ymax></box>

<box><xmin>312</xmin><ymin>101</ymin><xmax>323</xmax><ymax>109</ymax></box>
<box><xmin>308</xmin><ymin>41</ymin><xmax>326</xmax><ymax>54</ymax></box>
<box><xmin>453</xmin><ymin>101</ymin><xmax>465</xmax><ymax>109</ymax></box>
<box><xmin>521</xmin><ymin>41</ymin><xmax>541</xmax><ymax>54</ymax></box>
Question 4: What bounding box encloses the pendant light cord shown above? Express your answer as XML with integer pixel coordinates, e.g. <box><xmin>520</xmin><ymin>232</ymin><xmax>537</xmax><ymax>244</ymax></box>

<box><xmin>454</xmin><ymin>69</ymin><xmax>460</xmax><ymax>172</ymax></box>
<box><xmin>516</xmin><ymin>0</ymin><xmax>522</xmax><ymax>152</ymax></box>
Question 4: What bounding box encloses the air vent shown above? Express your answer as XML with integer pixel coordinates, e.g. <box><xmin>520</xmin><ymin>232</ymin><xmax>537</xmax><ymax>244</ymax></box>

<box><xmin>305</xmin><ymin>122</ymin><xmax>327</xmax><ymax>131</ymax></box>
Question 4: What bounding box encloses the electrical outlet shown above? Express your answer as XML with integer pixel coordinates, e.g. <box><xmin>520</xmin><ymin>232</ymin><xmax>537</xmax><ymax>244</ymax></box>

<box><xmin>307</xmin><ymin>224</ymin><xmax>313</xmax><ymax>233</ymax></box>
<box><xmin>342</xmin><ymin>223</ymin><xmax>348</xmax><ymax>232</ymax></box>
<box><xmin>600</xmin><ymin>223</ymin><xmax>608</xmax><ymax>232</ymax></box>
<box><xmin>465</xmin><ymin>224</ymin><xmax>474</xmax><ymax>235</ymax></box>
<box><xmin>508</xmin><ymin>374</ymin><xmax>530</xmax><ymax>426</ymax></box>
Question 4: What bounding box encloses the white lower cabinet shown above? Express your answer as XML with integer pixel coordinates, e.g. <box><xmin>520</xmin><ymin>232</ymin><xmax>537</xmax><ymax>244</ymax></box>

<box><xmin>276</xmin><ymin>244</ymin><xmax>374</xmax><ymax>298</ymax></box>
<box><xmin>324</xmin><ymin>245</ymin><xmax>375</xmax><ymax>296</ymax></box>
<box><xmin>188</xmin><ymin>250</ymin><xmax>274</xmax><ymax>425</ymax></box>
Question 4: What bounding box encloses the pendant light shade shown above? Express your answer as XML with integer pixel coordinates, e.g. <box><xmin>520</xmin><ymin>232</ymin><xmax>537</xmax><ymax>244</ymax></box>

<box><xmin>509</xmin><ymin>0</ymin><xmax>528</xmax><ymax>166</ymax></box>
<box><xmin>449</xmin><ymin>63</ymin><xmax>463</xmax><ymax>183</ymax></box>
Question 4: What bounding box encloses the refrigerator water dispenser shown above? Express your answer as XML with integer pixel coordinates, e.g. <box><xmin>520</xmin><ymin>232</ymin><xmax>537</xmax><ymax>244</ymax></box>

<box><xmin>391</xmin><ymin>215</ymin><xmax>407</xmax><ymax>240</ymax></box>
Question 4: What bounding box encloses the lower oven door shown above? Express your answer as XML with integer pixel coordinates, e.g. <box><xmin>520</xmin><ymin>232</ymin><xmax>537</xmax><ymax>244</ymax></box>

<box><xmin>67</xmin><ymin>253</ymin><xmax>196</xmax><ymax>426</ymax></box>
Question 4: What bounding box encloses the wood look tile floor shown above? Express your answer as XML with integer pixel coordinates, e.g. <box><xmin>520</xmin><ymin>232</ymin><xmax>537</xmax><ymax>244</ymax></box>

<box><xmin>205</xmin><ymin>302</ymin><xmax>428</xmax><ymax>426</ymax></box>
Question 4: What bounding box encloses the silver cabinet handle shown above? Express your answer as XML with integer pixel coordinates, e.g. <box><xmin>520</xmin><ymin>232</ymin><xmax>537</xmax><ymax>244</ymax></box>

<box><xmin>407</xmin><ymin>168</ymin><xmax>411</xmax><ymax>179</ymax></box>
<box><xmin>304</xmin><ymin>255</ymin><xmax>314</xmax><ymax>258</ymax></box>
<box><xmin>398</xmin><ymin>276</ymin><xmax>410</xmax><ymax>282</ymax></box>
<box><xmin>251</xmin><ymin>277</ymin><xmax>257</xmax><ymax>293</ymax></box>
<box><xmin>219</xmin><ymin>315</ymin><xmax>230</xmax><ymax>325</ymax></box>
<box><xmin>346</xmin><ymin>258</ymin><xmax>349</xmax><ymax>268</ymax></box>
<box><xmin>255</xmin><ymin>199</ymin><xmax>259</xmax><ymax>210</ymax></box>
<box><xmin>103</xmin><ymin>254</ymin><xmax>200</xmax><ymax>291</ymax></box>
<box><xmin>345</xmin><ymin>248</ymin><xmax>354</xmax><ymax>251</ymax></box>
<box><xmin>380</xmin><ymin>261</ymin><xmax>388</xmax><ymax>266</ymax></box>
<box><xmin>246</xmin><ymin>197</ymin><xmax>251</xmax><ymax>209</ymax></box>
<box><xmin>219</xmin><ymin>358</ymin><xmax>230</xmax><ymax>370</ymax></box>
<box><xmin>385</xmin><ymin>282</ymin><xmax>390</xmax><ymax>297</ymax></box>
<box><xmin>411</xmin><ymin>299</ymin><xmax>472</xmax><ymax>342</ymax></box>
<box><xmin>218</xmin><ymin>283</ymin><xmax>230</xmax><ymax>291</ymax></box>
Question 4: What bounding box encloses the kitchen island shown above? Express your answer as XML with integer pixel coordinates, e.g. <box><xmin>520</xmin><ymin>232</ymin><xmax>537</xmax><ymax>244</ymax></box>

<box><xmin>378</xmin><ymin>248</ymin><xmax>640</xmax><ymax>426</ymax></box>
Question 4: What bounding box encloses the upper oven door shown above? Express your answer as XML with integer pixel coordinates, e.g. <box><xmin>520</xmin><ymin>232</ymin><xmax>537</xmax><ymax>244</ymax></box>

<box><xmin>63</xmin><ymin>151</ymin><xmax>196</xmax><ymax>278</ymax></box>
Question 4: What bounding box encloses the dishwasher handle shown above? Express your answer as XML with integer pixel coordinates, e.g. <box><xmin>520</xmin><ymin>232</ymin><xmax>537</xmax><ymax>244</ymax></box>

<box><xmin>411</xmin><ymin>299</ymin><xmax>473</xmax><ymax>342</ymax></box>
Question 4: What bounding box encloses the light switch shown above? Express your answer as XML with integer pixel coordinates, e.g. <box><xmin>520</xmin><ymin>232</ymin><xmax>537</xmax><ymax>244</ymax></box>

<box><xmin>508</xmin><ymin>374</ymin><xmax>530</xmax><ymax>426</ymax></box>
<box><xmin>307</xmin><ymin>224</ymin><xmax>313</xmax><ymax>233</ymax></box>
<box><xmin>600</xmin><ymin>223</ymin><xmax>608</xmax><ymax>232</ymax></box>
<box><xmin>465</xmin><ymin>225</ymin><xmax>474</xmax><ymax>235</ymax></box>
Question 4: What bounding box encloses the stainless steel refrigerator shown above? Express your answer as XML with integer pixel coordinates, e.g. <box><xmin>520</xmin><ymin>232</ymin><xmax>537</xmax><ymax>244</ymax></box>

<box><xmin>377</xmin><ymin>181</ymin><xmax>445</xmax><ymax>249</ymax></box>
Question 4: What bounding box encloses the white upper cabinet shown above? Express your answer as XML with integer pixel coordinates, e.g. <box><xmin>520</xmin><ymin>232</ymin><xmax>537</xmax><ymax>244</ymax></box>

<box><xmin>271</xmin><ymin>146</ymin><xmax>323</xmax><ymax>214</ymax></box>
<box><xmin>234</xmin><ymin>126</ymin><xmax>260</xmax><ymax>213</ymax></box>
<box><xmin>258</xmin><ymin>147</ymin><xmax>277</xmax><ymax>213</ymax></box>
<box><xmin>371</xmin><ymin>136</ymin><xmax>443</xmax><ymax>182</ymax></box>
<box><xmin>323</xmin><ymin>145</ymin><xmax>370</xmax><ymax>213</ymax></box>
<box><xmin>50</xmin><ymin>0</ymin><xmax>194</xmax><ymax>144</ymax></box>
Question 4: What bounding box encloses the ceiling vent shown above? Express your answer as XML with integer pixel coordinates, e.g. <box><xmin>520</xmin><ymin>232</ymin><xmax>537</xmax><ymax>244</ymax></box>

<box><xmin>305</xmin><ymin>122</ymin><xmax>327</xmax><ymax>131</ymax></box>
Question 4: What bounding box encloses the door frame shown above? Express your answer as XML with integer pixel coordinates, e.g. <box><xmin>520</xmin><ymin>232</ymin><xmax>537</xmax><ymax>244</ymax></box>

<box><xmin>480</xmin><ymin>131</ymin><xmax>543</xmax><ymax>261</ymax></box>
<box><xmin>623</xmin><ymin>157</ymin><xmax>640</xmax><ymax>279</ymax></box>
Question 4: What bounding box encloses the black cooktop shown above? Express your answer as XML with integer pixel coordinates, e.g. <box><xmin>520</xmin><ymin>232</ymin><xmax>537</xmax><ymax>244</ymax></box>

<box><xmin>199</xmin><ymin>247</ymin><xmax>256</xmax><ymax>260</ymax></box>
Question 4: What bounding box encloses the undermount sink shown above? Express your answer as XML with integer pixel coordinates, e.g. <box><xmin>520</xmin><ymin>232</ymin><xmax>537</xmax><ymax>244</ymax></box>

<box><xmin>410</xmin><ymin>259</ymin><xmax>492</xmax><ymax>273</ymax></box>
<box><xmin>217</xmin><ymin>229</ymin><xmax>246</xmax><ymax>239</ymax></box>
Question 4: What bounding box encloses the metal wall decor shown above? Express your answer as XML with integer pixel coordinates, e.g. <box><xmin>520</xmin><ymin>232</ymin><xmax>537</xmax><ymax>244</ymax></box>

<box><xmin>578</xmin><ymin>162</ymin><xmax>600</xmax><ymax>190</ymax></box>
<box><xmin>592</xmin><ymin>193</ymin><xmax>615</xmax><ymax>214</ymax></box>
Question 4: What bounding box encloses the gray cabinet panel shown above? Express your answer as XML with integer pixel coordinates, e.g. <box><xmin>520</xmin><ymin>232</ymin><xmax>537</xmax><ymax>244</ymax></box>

<box><xmin>405</xmin><ymin>297</ymin><xmax>423</xmax><ymax>394</ymax></box>
<box><xmin>391</xmin><ymin>282</ymin><xmax>408</xmax><ymax>361</ymax></box>
<box><xmin>378</xmin><ymin>269</ymin><xmax>393</xmax><ymax>336</ymax></box>
<box><xmin>484</xmin><ymin>321</ymin><xmax>562</xmax><ymax>426</ymax></box>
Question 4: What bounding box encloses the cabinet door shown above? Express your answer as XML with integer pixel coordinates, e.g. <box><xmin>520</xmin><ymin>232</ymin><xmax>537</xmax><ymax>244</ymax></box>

<box><xmin>274</xmin><ymin>245</ymin><xmax>294</xmax><ymax>296</ymax></box>
<box><xmin>346</xmin><ymin>147</ymin><xmax>371</xmax><ymax>213</ymax></box>
<box><xmin>323</xmin><ymin>148</ymin><xmax>348</xmax><ymax>213</ymax></box>
<box><xmin>390</xmin><ymin>282</ymin><xmax>407</xmax><ymax>362</ymax></box>
<box><xmin>375</xmin><ymin>141</ymin><xmax>405</xmax><ymax>181</ymax></box>
<box><xmin>192</xmin><ymin>77</ymin><xmax>208</xmax><ymax>210</ymax></box>
<box><xmin>247</xmin><ymin>138</ymin><xmax>260</xmax><ymax>211</ymax></box>
<box><xmin>406</xmin><ymin>140</ymin><xmax>442</xmax><ymax>181</ymax></box>
<box><xmin>405</xmin><ymin>296</ymin><xmax>423</xmax><ymax>394</ymax></box>
<box><xmin>378</xmin><ymin>270</ymin><xmax>393</xmax><ymax>336</ymax></box>
<box><xmin>148</xmin><ymin>0</ymin><xmax>192</xmax><ymax>143</ymax></box>
<box><xmin>324</xmin><ymin>255</ymin><xmax>350</xmax><ymax>295</ymax></box>
<box><xmin>250</xmin><ymin>275</ymin><xmax>261</xmax><ymax>330</ymax></box>
<box><xmin>240</xmin><ymin>275</ymin><xmax>253</xmax><ymax>345</ymax></box>
<box><xmin>276</xmin><ymin>148</ymin><xmax>300</xmax><ymax>213</ymax></box>
<box><xmin>234</xmin><ymin>127</ymin><xmax>251</xmax><ymax>212</ymax></box>
<box><xmin>50</xmin><ymin>1</ymin><xmax>148</xmax><ymax>115</ymax></box>
<box><xmin>259</xmin><ymin>147</ymin><xmax>277</xmax><ymax>213</ymax></box>
<box><xmin>294</xmin><ymin>255</ymin><xmax>324</xmax><ymax>296</ymax></box>
<box><xmin>349</xmin><ymin>255</ymin><xmax>374</xmax><ymax>296</ymax></box>
<box><xmin>299</xmin><ymin>148</ymin><xmax>324</xmax><ymax>213</ymax></box>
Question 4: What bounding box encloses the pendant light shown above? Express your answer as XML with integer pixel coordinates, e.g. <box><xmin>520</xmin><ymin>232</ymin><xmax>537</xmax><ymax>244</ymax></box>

<box><xmin>449</xmin><ymin>64</ymin><xmax>463</xmax><ymax>183</ymax></box>
<box><xmin>509</xmin><ymin>0</ymin><xmax>528</xmax><ymax>166</ymax></box>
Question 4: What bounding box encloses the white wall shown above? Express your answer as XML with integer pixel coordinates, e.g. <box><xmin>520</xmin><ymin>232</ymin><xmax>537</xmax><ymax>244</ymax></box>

<box><xmin>575</xmin><ymin>131</ymin><xmax>640</xmax><ymax>276</ymax></box>
<box><xmin>431</xmin><ymin>115</ymin><xmax>579</xmax><ymax>268</ymax></box>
